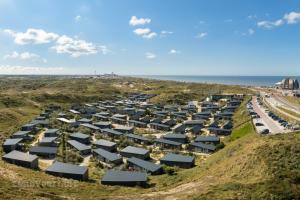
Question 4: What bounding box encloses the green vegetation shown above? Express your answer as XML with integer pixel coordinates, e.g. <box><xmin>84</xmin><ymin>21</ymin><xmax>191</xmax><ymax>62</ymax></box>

<box><xmin>0</xmin><ymin>76</ymin><xmax>299</xmax><ymax>199</ymax></box>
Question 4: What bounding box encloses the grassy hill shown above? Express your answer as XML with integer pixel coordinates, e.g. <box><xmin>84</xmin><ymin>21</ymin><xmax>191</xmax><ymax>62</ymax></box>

<box><xmin>0</xmin><ymin>76</ymin><xmax>299</xmax><ymax>200</ymax></box>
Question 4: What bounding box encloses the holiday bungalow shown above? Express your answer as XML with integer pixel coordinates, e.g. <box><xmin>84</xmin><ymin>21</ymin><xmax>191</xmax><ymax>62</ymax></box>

<box><xmin>46</xmin><ymin>161</ymin><xmax>88</xmax><ymax>181</ymax></box>
<box><xmin>127</xmin><ymin>157</ymin><xmax>163</xmax><ymax>175</ymax></box>
<box><xmin>160</xmin><ymin>153</ymin><xmax>195</xmax><ymax>168</ymax></box>
<box><xmin>93</xmin><ymin>139</ymin><xmax>117</xmax><ymax>152</ymax></box>
<box><xmin>2</xmin><ymin>150</ymin><xmax>38</xmax><ymax>169</ymax></box>
<box><xmin>93</xmin><ymin>148</ymin><xmax>123</xmax><ymax>165</ymax></box>
<box><xmin>101</xmin><ymin>170</ymin><xmax>148</xmax><ymax>187</ymax></box>
<box><xmin>120</xmin><ymin>146</ymin><xmax>150</xmax><ymax>160</ymax></box>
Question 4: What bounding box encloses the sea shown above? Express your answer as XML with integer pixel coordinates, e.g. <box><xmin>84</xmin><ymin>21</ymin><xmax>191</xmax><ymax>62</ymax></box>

<box><xmin>135</xmin><ymin>75</ymin><xmax>300</xmax><ymax>87</ymax></box>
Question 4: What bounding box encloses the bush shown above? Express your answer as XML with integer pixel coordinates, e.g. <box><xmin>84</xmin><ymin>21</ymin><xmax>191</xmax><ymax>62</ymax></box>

<box><xmin>216</xmin><ymin>142</ymin><xmax>225</xmax><ymax>151</ymax></box>
<box><xmin>163</xmin><ymin>165</ymin><xmax>177</xmax><ymax>175</ymax></box>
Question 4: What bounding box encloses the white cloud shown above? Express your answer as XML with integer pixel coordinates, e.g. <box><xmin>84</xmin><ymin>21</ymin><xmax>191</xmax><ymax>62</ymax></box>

<box><xmin>196</xmin><ymin>32</ymin><xmax>208</xmax><ymax>39</ymax></box>
<box><xmin>257</xmin><ymin>11</ymin><xmax>300</xmax><ymax>29</ymax></box>
<box><xmin>51</xmin><ymin>35</ymin><xmax>99</xmax><ymax>57</ymax></box>
<box><xmin>3</xmin><ymin>51</ymin><xmax>47</xmax><ymax>62</ymax></box>
<box><xmin>129</xmin><ymin>16</ymin><xmax>151</xmax><ymax>26</ymax></box>
<box><xmin>284</xmin><ymin>11</ymin><xmax>300</xmax><ymax>24</ymax></box>
<box><xmin>160</xmin><ymin>30</ymin><xmax>173</xmax><ymax>37</ymax></box>
<box><xmin>133</xmin><ymin>28</ymin><xmax>157</xmax><ymax>39</ymax></box>
<box><xmin>145</xmin><ymin>52</ymin><xmax>156</xmax><ymax>59</ymax></box>
<box><xmin>74</xmin><ymin>15</ymin><xmax>82</xmax><ymax>22</ymax></box>
<box><xmin>133</xmin><ymin>28</ymin><xmax>151</xmax><ymax>35</ymax></box>
<box><xmin>169</xmin><ymin>49</ymin><xmax>180</xmax><ymax>54</ymax></box>
<box><xmin>0</xmin><ymin>65</ymin><xmax>64</xmax><ymax>74</ymax></box>
<box><xmin>4</xmin><ymin>28</ymin><xmax>59</xmax><ymax>45</ymax></box>
<box><xmin>257</xmin><ymin>19</ymin><xmax>284</xmax><ymax>29</ymax></box>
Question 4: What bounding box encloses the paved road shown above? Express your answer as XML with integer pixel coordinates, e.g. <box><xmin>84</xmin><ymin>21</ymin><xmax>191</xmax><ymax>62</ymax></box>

<box><xmin>272</xmin><ymin>95</ymin><xmax>300</xmax><ymax>114</ymax></box>
<box><xmin>265</xmin><ymin>96</ymin><xmax>300</xmax><ymax>122</ymax></box>
<box><xmin>252</xmin><ymin>96</ymin><xmax>286</xmax><ymax>134</ymax></box>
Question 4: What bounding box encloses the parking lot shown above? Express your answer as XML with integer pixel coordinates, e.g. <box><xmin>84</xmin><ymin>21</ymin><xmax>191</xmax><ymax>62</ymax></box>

<box><xmin>249</xmin><ymin>96</ymin><xmax>290</xmax><ymax>134</ymax></box>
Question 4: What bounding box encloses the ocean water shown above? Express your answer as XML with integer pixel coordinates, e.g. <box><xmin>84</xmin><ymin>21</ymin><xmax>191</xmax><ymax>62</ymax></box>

<box><xmin>136</xmin><ymin>75</ymin><xmax>300</xmax><ymax>87</ymax></box>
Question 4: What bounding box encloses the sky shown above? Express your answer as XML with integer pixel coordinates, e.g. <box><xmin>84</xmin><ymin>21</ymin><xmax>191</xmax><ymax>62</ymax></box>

<box><xmin>0</xmin><ymin>0</ymin><xmax>300</xmax><ymax>75</ymax></box>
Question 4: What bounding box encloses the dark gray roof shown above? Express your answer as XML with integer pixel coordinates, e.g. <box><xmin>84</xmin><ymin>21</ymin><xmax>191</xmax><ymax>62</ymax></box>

<box><xmin>126</xmin><ymin>134</ymin><xmax>150</xmax><ymax>142</ymax></box>
<box><xmin>120</xmin><ymin>146</ymin><xmax>149</xmax><ymax>155</ymax></box>
<box><xmin>80</xmin><ymin>123</ymin><xmax>100</xmax><ymax>130</ymax></box>
<box><xmin>149</xmin><ymin>123</ymin><xmax>170</xmax><ymax>128</ymax></box>
<box><xmin>78</xmin><ymin>118</ymin><xmax>92</xmax><ymax>123</ymax></box>
<box><xmin>2</xmin><ymin>150</ymin><xmax>38</xmax><ymax>162</ymax></box>
<box><xmin>93</xmin><ymin>121</ymin><xmax>111</xmax><ymax>126</ymax></box>
<box><xmin>93</xmin><ymin>148</ymin><xmax>122</xmax><ymax>162</ymax></box>
<box><xmin>184</xmin><ymin>120</ymin><xmax>205</xmax><ymax>126</ymax></box>
<box><xmin>195</xmin><ymin>136</ymin><xmax>220</xmax><ymax>143</ymax></box>
<box><xmin>3</xmin><ymin>138</ymin><xmax>23</xmax><ymax>146</ymax></box>
<box><xmin>67</xmin><ymin>140</ymin><xmax>91</xmax><ymax>151</ymax></box>
<box><xmin>46</xmin><ymin>161</ymin><xmax>87</xmax><ymax>175</ymax></box>
<box><xmin>207</xmin><ymin>127</ymin><xmax>231</xmax><ymax>132</ymax></box>
<box><xmin>128</xmin><ymin>120</ymin><xmax>147</xmax><ymax>125</ymax></box>
<box><xmin>70</xmin><ymin>132</ymin><xmax>90</xmax><ymax>139</ymax></box>
<box><xmin>29</xmin><ymin>146</ymin><xmax>58</xmax><ymax>154</ymax></box>
<box><xmin>40</xmin><ymin>137</ymin><xmax>57</xmax><ymax>143</ymax></box>
<box><xmin>160</xmin><ymin>153</ymin><xmax>194</xmax><ymax>163</ymax></box>
<box><xmin>102</xmin><ymin>128</ymin><xmax>123</xmax><ymax>136</ymax></box>
<box><xmin>93</xmin><ymin>139</ymin><xmax>116</xmax><ymax>147</ymax></box>
<box><xmin>163</xmin><ymin>133</ymin><xmax>187</xmax><ymax>139</ymax></box>
<box><xmin>45</xmin><ymin>129</ymin><xmax>59</xmax><ymax>134</ymax></box>
<box><xmin>102</xmin><ymin>170</ymin><xmax>147</xmax><ymax>182</ymax></box>
<box><xmin>190</xmin><ymin>142</ymin><xmax>216</xmax><ymax>151</ymax></box>
<box><xmin>127</xmin><ymin>157</ymin><xmax>162</xmax><ymax>173</ymax></box>
<box><xmin>12</xmin><ymin>131</ymin><xmax>30</xmax><ymax>136</ymax></box>
<box><xmin>154</xmin><ymin>138</ymin><xmax>181</xmax><ymax>146</ymax></box>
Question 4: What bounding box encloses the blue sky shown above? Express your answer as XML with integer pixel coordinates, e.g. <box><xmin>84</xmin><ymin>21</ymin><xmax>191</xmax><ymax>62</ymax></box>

<box><xmin>0</xmin><ymin>0</ymin><xmax>300</xmax><ymax>75</ymax></box>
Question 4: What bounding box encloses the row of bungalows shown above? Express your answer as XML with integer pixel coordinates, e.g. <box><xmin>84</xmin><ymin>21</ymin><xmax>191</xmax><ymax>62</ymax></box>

<box><xmin>214</xmin><ymin>111</ymin><xmax>234</xmax><ymax>120</ymax></box>
<box><xmin>57</xmin><ymin>117</ymin><xmax>79</xmax><ymax>128</ymax></box>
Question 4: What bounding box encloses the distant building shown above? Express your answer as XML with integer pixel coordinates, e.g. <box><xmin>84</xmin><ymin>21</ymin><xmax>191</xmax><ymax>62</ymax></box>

<box><xmin>276</xmin><ymin>77</ymin><xmax>299</xmax><ymax>90</ymax></box>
